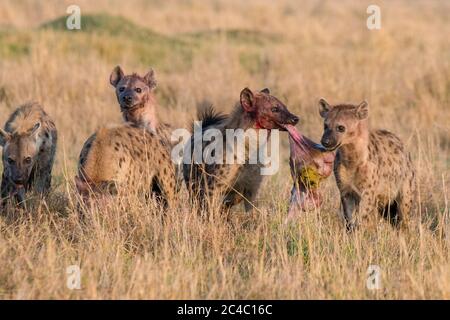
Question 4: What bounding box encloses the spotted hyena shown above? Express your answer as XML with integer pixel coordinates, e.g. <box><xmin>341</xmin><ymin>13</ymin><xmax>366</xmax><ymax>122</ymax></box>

<box><xmin>0</xmin><ymin>102</ymin><xmax>57</xmax><ymax>206</ymax></box>
<box><xmin>319</xmin><ymin>98</ymin><xmax>416</xmax><ymax>230</ymax></box>
<box><xmin>76</xmin><ymin>124</ymin><xmax>177</xmax><ymax>208</ymax></box>
<box><xmin>183</xmin><ymin>87</ymin><xmax>299</xmax><ymax>213</ymax></box>
<box><xmin>109</xmin><ymin>66</ymin><xmax>183</xmax><ymax>185</ymax></box>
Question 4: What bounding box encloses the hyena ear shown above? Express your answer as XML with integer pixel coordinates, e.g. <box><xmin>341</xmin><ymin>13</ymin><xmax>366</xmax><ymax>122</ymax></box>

<box><xmin>110</xmin><ymin>65</ymin><xmax>124</xmax><ymax>87</ymax></box>
<box><xmin>318</xmin><ymin>98</ymin><xmax>332</xmax><ymax>118</ymax></box>
<box><xmin>0</xmin><ymin>128</ymin><xmax>11</xmax><ymax>146</ymax></box>
<box><xmin>143</xmin><ymin>68</ymin><xmax>157</xmax><ymax>90</ymax></box>
<box><xmin>260</xmin><ymin>88</ymin><xmax>270</xmax><ymax>95</ymax></box>
<box><xmin>355</xmin><ymin>100</ymin><xmax>369</xmax><ymax>120</ymax></box>
<box><xmin>29</xmin><ymin>122</ymin><xmax>41</xmax><ymax>136</ymax></box>
<box><xmin>240</xmin><ymin>87</ymin><xmax>256</xmax><ymax>113</ymax></box>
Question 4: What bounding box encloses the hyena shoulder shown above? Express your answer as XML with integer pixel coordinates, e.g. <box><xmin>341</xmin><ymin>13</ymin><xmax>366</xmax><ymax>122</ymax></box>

<box><xmin>368</xmin><ymin>129</ymin><xmax>408</xmax><ymax>164</ymax></box>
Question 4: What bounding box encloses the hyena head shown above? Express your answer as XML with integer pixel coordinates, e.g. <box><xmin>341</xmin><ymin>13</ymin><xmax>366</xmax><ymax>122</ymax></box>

<box><xmin>240</xmin><ymin>87</ymin><xmax>299</xmax><ymax>130</ymax></box>
<box><xmin>318</xmin><ymin>98</ymin><xmax>369</xmax><ymax>150</ymax></box>
<box><xmin>0</xmin><ymin>122</ymin><xmax>42</xmax><ymax>189</ymax></box>
<box><xmin>109</xmin><ymin>65</ymin><xmax>157</xmax><ymax>113</ymax></box>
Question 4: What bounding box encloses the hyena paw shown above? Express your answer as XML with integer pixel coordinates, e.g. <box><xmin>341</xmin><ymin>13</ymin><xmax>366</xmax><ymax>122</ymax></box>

<box><xmin>346</xmin><ymin>221</ymin><xmax>357</xmax><ymax>233</ymax></box>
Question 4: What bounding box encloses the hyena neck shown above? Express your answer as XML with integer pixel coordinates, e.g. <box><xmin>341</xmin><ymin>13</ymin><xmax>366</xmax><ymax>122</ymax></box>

<box><xmin>225</xmin><ymin>104</ymin><xmax>257</xmax><ymax>131</ymax></box>
<box><xmin>338</xmin><ymin>126</ymin><xmax>369</xmax><ymax>167</ymax></box>
<box><xmin>123</xmin><ymin>93</ymin><xmax>160</xmax><ymax>132</ymax></box>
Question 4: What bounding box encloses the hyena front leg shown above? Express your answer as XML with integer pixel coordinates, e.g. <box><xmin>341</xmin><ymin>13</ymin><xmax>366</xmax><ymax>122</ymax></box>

<box><xmin>223</xmin><ymin>191</ymin><xmax>242</xmax><ymax>209</ymax></box>
<box><xmin>242</xmin><ymin>173</ymin><xmax>263</xmax><ymax>213</ymax></box>
<box><xmin>243</xmin><ymin>189</ymin><xmax>256</xmax><ymax>213</ymax></box>
<box><xmin>341</xmin><ymin>191</ymin><xmax>359</xmax><ymax>232</ymax></box>
<box><xmin>33</xmin><ymin>163</ymin><xmax>53</xmax><ymax>195</ymax></box>
<box><xmin>207</xmin><ymin>164</ymin><xmax>241</xmax><ymax>211</ymax></box>
<box><xmin>355</xmin><ymin>192</ymin><xmax>377</xmax><ymax>229</ymax></box>
<box><xmin>1</xmin><ymin>174</ymin><xmax>12</xmax><ymax>207</ymax></box>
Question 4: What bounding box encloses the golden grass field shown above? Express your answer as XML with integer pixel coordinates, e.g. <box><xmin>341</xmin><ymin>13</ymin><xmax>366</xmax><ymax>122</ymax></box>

<box><xmin>0</xmin><ymin>0</ymin><xmax>449</xmax><ymax>299</ymax></box>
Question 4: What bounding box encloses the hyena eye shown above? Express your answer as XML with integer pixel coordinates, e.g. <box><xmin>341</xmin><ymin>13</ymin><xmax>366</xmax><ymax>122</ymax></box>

<box><xmin>7</xmin><ymin>157</ymin><xmax>15</xmax><ymax>164</ymax></box>
<box><xmin>135</xmin><ymin>88</ymin><xmax>142</xmax><ymax>93</ymax></box>
<box><xmin>271</xmin><ymin>107</ymin><xmax>280</xmax><ymax>113</ymax></box>
<box><xmin>119</xmin><ymin>87</ymin><xmax>125</xmax><ymax>92</ymax></box>
<box><xmin>336</xmin><ymin>125</ymin><xmax>346</xmax><ymax>133</ymax></box>
<box><xmin>24</xmin><ymin>157</ymin><xmax>32</xmax><ymax>164</ymax></box>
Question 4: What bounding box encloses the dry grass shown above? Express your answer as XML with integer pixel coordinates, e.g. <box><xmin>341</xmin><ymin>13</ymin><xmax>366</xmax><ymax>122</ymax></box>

<box><xmin>0</xmin><ymin>0</ymin><xmax>449</xmax><ymax>299</ymax></box>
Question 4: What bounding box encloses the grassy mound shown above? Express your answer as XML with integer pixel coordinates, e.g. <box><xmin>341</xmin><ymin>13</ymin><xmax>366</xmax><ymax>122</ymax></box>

<box><xmin>0</xmin><ymin>13</ymin><xmax>280</xmax><ymax>72</ymax></box>
<box><xmin>39</xmin><ymin>14</ymin><xmax>192</xmax><ymax>70</ymax></box>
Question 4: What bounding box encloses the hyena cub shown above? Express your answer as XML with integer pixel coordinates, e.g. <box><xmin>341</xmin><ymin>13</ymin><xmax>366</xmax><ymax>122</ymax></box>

<box><xmin>0</xmin><ymin>102</ymin><xmax>57</xmax><ymax>206</ymax></box>
<box><xmin>319</xmin><ymin>98</ymin><xmax>416</xmax><ymax>230</ymax></box>
<box><xmin>76</xmin><ymin>124</ymin><xmax>177</xmax><ymax>208</ymax></box>
<box><xmin>183</xmin><ymin>88</ymin><xmax>299</xmax><ymax>213</ymax></box>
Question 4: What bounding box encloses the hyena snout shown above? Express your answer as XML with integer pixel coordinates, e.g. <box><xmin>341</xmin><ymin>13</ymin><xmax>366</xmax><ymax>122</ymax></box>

<box><xmin>286</xmin><ymin>114</ymin><xmax>299</xmax><ymax>125</ymax></box>
<box><xmin>120</xmin><ymin>93</ymin><xmax>135</xmax><ymax>108</ymax></box>
<box><xmin>10</xmin><ymin>169</ymin><xmax>30</xmax><ymax>185</ymax></box>
<box><xmin>320</xmin><ymin>132</ymin><xmax>338</xmax><ymax>150</ymax></box>
<box><xmin>278</xmin><ymin>112</ymin><xmax>299</xmax><ymax>130</ymax></box>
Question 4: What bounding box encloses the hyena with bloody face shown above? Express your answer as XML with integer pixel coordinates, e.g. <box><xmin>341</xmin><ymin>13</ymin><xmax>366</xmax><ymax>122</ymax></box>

<box><xmin>183</xmin><ymin>87</ymin><xmax>299</xmax><ymax>213</ymax></box>
<box><xmin>318</xmin><ymin>98</ymin><xmax>416</xmax><ymax>230</ymax></box>
<box><xmin>76</xmin><ymin>124</ymin><xmax>177</xmax><ymax>208</ymax></box>
<box><xmin>0</xmin><ymin>102</ymin><xmax>57</xmax><ymax>206</ymax></box>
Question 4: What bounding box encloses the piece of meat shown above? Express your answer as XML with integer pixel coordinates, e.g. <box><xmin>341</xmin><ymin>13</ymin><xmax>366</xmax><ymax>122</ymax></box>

<box><xmin>284</xmin><ymin>125</ymin><xmax>335</xmax><ymax>221</ymax></box>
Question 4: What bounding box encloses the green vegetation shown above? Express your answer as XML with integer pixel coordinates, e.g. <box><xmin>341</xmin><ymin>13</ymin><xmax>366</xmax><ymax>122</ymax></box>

<box><xmin>0</xmin><ymin>14</ymin><xmax>279</xmax><ymax>72</ymax></box>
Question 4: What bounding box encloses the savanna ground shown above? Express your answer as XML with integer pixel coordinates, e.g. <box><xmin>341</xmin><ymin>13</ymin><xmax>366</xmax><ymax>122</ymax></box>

<box><xmin>0</xmin><ymin>0</ymin><xmax>449</xmax><ymax>299</ymax></box>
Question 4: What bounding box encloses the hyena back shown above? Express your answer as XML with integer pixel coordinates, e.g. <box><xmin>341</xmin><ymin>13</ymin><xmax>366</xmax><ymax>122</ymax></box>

<box><xmin>76</xmin><ymin>124</ymin><xmax>177</xmax><ymax>207</ymax></box>
<box><xmin>0</xmin><ymin>102</ymin><xmax>57</xmax><ymax>205</ymax></box>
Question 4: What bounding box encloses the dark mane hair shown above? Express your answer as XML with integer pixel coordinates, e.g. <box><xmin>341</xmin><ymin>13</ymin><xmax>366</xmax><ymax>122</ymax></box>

<box><xmin>191</xmin><ymin>101</ymin><xmax>228</xmax><ymax>132</ymax></box>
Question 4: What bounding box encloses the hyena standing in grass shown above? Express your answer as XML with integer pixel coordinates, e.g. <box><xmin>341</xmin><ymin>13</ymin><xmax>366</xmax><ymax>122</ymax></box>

<box><xmin>319</xmin><ymin>98</ymin><xmax>416</xmax><ymax>230</ymax></box>
<box><xmin>183</xmin><ymin>88</ymin><xmax>299</xmax><ymax>213</ymax></box>
<box><xmin>76</xmin><ymin>124</ymin><xmax>177</xmax><ymax>208</ymax></box>
<box><xmin>109</xmin><ymin>65</ymin><xmax>183</xmax><ymax>186</ymax></box>
<box><xmin>0</xmin><ymin>102</ymin><xmax>57</xmax><ymax>206</ymax></box>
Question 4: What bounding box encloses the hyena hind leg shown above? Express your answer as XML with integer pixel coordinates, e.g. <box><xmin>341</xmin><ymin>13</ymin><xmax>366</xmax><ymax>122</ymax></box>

<box><xmin>154</xmin><ymin>169</ymin><xmax>177</xmax><ymax>209</ymax></box>
<box><xmin>395</xmin><ymin>180</ymin><xmax>416</xmax><ymax>229</ymax></box>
